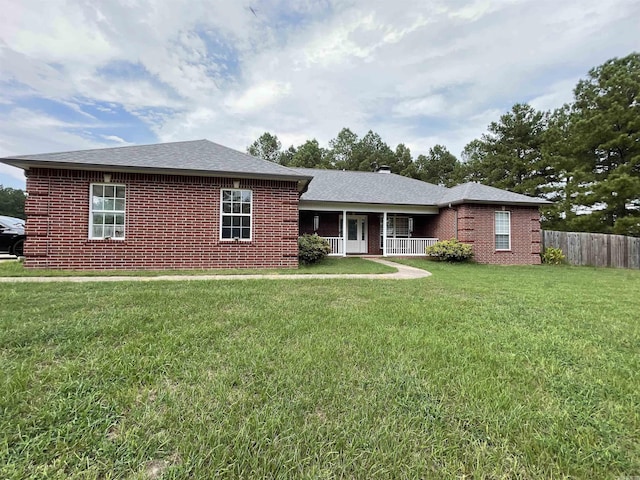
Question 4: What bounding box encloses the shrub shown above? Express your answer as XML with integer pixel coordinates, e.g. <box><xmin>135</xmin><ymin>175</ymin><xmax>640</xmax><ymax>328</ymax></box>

<box><xmin>298</xmin><ymin>234</ymin><xmax>331</xmax><ymax>265</ymax></box>
<box><xmin>542</xmin><ymin>246</ymin><xmax>566</xmax><ymax>265</ymax></box>
<box><xmin>425</xmin><ymin>239</ymin><xmax>473</xmax><ymax>262</ymax></box>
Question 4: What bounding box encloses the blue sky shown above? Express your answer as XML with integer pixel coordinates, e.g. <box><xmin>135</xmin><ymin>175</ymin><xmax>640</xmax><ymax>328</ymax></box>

<box><xmin>1</xmin><ymin>0</ymin><xmax>639</xmax><ymax>189</ymax></box>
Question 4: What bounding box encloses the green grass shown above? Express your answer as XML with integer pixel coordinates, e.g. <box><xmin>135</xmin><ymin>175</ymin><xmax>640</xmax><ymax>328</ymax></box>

<box><xmin>1</xmin><ymin>262</ymin><xmax>639</xmax><ymax>478</ymax></box>
<box><xmin>0</xmin><ymin>256</ymin><xmax>395</xmax><ymax>277</ymax></box>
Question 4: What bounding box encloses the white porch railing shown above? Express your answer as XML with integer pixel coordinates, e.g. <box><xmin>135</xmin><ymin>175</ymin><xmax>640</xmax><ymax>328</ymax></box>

<box><xmin>385</xmin><ymin>237</ymin><xmax>439</xmax><ymax>256</ymax></box>
<box><xmin>322</xmin><ymin>236</ymin><xmax>438</xmax><ymax>256</ymax></box>
<box><xmin>324</xmin><ymin>237</ymin><xmax>344</xmax><ymax>256</ymax></box>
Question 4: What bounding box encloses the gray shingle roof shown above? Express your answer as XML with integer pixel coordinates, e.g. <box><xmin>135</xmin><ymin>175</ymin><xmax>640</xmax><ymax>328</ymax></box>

<box><xmin>1</xmin><ymin>139</ymin><xmax>311</xmax><ymax>182</ymax></box>
<box><xmin>293</xmin><ymin>169</ymin><xmax>548</xmax><ymax>207</ymax></box>
<box><xmin>438</xmin><ymin>182</ymin><xmax>551</xmax><ymax>206</ymax></box>
<box><xmin>1</xmin><ymin>139</ymin><xmax>550</xmax><ymax>207</ymax></box>
<box><xmin>292</xmin><ymin>168</ymin><xmax>450</xmax><ymax>205</ymax></box>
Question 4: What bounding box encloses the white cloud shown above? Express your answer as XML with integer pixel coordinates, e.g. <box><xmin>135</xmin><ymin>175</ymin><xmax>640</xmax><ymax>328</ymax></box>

<box><xmin>392</xmin><ymin>95</ymin><xmax>448</xmax><ymax>117</ymax></box>
<box><xmin>1</xmin><ymin>0</ymin><xmax>116</xmax><ymax>63</ymax></box>
<box><xmin>448</xmin><ymin>0</ymin><xmax>508</xmax><ymax>21</ymax></box>
<box><xmin>100</xmin><ymin>135</ymin><xmax>128</xmax><ymax>144</ymax></box>
<box><xmin>227</xmin><ymin>81</ymin><xmax>292</xmax><ymax>113</ymax></box>
<box><xmin>0</xmin><ymin>108</ymin><xmax>124</xmax><ymax>156</ymax></box>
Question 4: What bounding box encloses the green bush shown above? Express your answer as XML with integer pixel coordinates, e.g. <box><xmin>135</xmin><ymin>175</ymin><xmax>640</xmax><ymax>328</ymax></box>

<box><xmin>425</xmin><ymin>239</ymin><xmax>473</xmax><ymax>262</ymax></box>
<box><xmin>542</xmin><ymin>246</ymin><xmax>566</xmax><ymax>265</ymax></box>
<box><xmin>298</xmin><ymin>234</ymin><xmax>331</xmax><ymax>265</ymax></box>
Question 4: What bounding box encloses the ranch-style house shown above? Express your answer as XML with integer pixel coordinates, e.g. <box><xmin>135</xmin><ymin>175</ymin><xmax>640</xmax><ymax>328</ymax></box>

<box><xmin>0</xmin><ymin>139</ymin><xmax>549</xmax><ymax>269</ymax></box>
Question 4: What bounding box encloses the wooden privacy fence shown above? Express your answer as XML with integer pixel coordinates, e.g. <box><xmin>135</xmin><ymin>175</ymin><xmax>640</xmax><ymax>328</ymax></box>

<box><xmin>542</xmin><ymin>230</ymin><xmax>640</xmax><ymax>269</ymax></box>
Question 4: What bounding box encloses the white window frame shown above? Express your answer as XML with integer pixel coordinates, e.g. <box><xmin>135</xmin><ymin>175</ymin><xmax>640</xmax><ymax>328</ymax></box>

<box><xmin>380</xmin><ymin>215</ymin><xmax>411</xmax><ymax>248</ymax></box>
<box><xmin>220</xmin><ymin>189</ymin><xmax>253</xmax><ymax>241</ymax></box>
<box><xmin>495</xmin><ymin>211</ymin><xmax>511</xmax><ymax>251</ymax></box>
<box><xmin>89</xmin><ymin>183</ymin><xmax>126</xmax><ymax>240</ymax></box>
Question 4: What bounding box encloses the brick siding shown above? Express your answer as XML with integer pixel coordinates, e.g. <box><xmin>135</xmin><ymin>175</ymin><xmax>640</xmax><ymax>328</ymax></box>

<box><xmin>24</xmin><ymin>168</ymin><xmax>300</xmax><ymax>270</ymax></box>
<box><xmin>431</xmin><ymin>204</ymin><xmax>541</xmax><ymax>264</ymax></box>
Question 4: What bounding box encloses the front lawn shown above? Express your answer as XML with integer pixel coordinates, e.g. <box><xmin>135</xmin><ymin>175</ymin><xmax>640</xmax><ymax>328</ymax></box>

<box><xmin>0</xmin><ymin>256</ymin><xmax>395</xmax><ymax>277</ymax></box>
<box><xmin>1</xmin><ymin>263</ymin><xmax>639</xmax><ymax>478</ymax></box>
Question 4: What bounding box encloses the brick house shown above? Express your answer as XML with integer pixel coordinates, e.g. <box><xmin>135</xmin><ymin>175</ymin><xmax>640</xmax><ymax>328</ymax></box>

<box><xmin>1</xmin><ymin>140</ymin><xmax>549</xmax><ymax>269</ymax></box>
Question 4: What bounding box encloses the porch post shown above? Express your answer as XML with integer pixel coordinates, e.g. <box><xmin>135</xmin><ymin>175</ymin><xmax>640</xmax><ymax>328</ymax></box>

<box><xmin>342</xmin><ymin>210</ymin><xmax>347</xmax><ymax>257</ymax></box>
<box><xmin>382</xmin><ymin>211</ymin><xmax>388</xmax><ymax>257</ymax></box>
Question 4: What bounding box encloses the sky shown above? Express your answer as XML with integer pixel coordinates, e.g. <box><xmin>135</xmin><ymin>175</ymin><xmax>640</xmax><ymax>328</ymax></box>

<box><xmin>1</xmin><ymin>0</ymin><xmax>639</xmax><ymax>189</ymax></box>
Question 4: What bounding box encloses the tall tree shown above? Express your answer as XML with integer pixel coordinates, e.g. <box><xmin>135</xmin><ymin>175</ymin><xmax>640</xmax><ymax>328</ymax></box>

<box><xmin>328</xmin><ymin>128</ymin><xmax>359</xmax><ymax>170</ymax></box>
<box><xmin>539</xmin><ymin>105</ymin><xmax>582</xmax><ymax>230</ymax></box>
<box><xmin>569</xmin><ymin>53</ymin><xmax>640</xmax><ymax>235</ymax></box>
<box><xmin>289</xmin><ymin>139</ymin><xmax>329</xmax><ymax>168</ymax></box>
<box><xmin>279</xmin><ymin>145</ymin><xmax>297</xmax><ymax>167</ymax></box>
<box><xmin>351</xmin><ymin>130</ymin><xmax>396</xmax><ymax>172</ymax></box>
<box><xmin>0</xmin><ymin>186</ymin><xmax>26</xmax><ymax>218</ymax></box>
<box><xmin>463</xmin><ymin>103</ymin><xmax>548</xmax><ymax>197</ymax></box>
<box><xmin>392</xmin><ymin>143</ymin><xmax>415</xmax><ymax>177</ymax></box>
<box><xmin>415</xmin><ymin>145</ymin><xmax>463</xmax><ymax>186</ymax></box>
<box><xmin>247</xmin><ymin>132</ymin><xmax>283</xmax><ymax>164</ymax></box>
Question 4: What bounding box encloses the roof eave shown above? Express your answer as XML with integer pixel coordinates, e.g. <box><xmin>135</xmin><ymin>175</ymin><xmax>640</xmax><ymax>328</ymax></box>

<box><xmin>299</xmin><ymin>199</ymin><xmax>439</xmax><ymax>214</ymax></box>
<box><xmin>301</xmin><ymin>199</ymin><xmax>439</xmax><ymax>207</ymax></box>
<box><xmin>439</xmin><ymin>199</ymin><xmax>552</xmax><ymax>207</ymax></box>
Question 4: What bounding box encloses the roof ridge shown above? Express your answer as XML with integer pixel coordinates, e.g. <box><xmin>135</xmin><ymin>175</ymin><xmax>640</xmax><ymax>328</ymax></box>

<box><xmin>291</xmin><ymin>167</ymin><xmax>447</xmax><ymax>183</ymax></box>
<box><xmin>292</xmin><ymin>167</ymin><xmax>388</xmax><ymax>174</ymax></box>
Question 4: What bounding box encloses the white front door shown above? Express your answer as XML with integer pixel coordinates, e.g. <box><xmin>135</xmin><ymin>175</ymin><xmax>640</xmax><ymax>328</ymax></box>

<box><xmin>345</xmin><ymin>215</ymin><xmax>368</xmax><ymax>253</ymax></box>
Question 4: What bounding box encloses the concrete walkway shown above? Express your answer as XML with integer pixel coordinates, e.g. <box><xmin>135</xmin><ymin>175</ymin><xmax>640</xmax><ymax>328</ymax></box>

<box><xmin>0</xmin><ymin>258</ymin><xmax>431</xmax><ymax>283</ymax></box>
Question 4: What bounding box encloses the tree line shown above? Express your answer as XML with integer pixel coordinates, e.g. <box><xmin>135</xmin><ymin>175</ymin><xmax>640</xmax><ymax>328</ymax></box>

<box><xmin>0</xmin><ymin>186</ymin><xmax>26</xmax><ymax>218</ymax></box>
<box><xmin>248</xmin><ymin>53</ymin><xmax>640</xmax><ymax>236</ymax></box>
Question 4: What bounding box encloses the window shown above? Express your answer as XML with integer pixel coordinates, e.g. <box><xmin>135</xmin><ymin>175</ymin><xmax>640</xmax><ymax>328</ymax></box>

<box><xmin>380</xmin><ymin>215</ymin><xmax>411</xmax><ymax>248</ymax></box>
<box><xmin>392</xmin><ymin>217</ymin><xmax>410</xmax><ymax>237</ymax></box>
<box><xmin>221</xmin><ymin>189</ymin><xmax>252</xmax><ymax>240</ymax></box>
<box><xmin>90</xmin><ymin>184</ymin><xmax>126</xmax><ymax>239</ymax></box>
<box><xmin>495</xmin><ymin>211</ymin><xmax>511</xmax><ymax>250</ymax></box>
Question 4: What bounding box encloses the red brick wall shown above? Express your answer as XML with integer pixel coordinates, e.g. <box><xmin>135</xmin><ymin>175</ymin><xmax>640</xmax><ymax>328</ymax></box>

<box><xmin>24</xmin><ymin>168</ymin><xmax>300</xmax><ymax>270</ymax></box>
<box><xmin>366</xmin><ymin>213</ymin><xmax>382</xmax><ymax>255</ymax></box>
<box><xmin>430</xmin><ymin>204</ymin><xmax>541</xmax><ymax>264</ymax></box>
<box><xmin>430</xmin><ymin>208</ymin><xmax>457</xmax><ymax>240</ymax></box>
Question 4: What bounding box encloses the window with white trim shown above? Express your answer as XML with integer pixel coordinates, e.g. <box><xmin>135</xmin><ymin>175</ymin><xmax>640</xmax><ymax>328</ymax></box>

<box><xmin>495</xmin><ymin>211</ymin><xmax>511</xmax><ymax>250</ymax></box>
<box><xmin>90</xmin><ymin>184</ymin><xmax>126</xmax><ymax>239</ymax></box>
<box><xmin>221</xmin><ymin>189</ymin><xmax>252</xmax><ymax>240</ymax></box>
<box><xmin>380</xmin><ymin>215</ymin><xmax>411</xmax><ymax>248</ymax></box>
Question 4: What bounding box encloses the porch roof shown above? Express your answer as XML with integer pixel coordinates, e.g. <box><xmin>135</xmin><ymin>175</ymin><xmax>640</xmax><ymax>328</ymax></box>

<box><xmin>293</xmin><ymin>168</ymin><xmax>549</xmax><ymax>207</ymax></box>
<box><xmin>292</xmin><ymin>168</ymin><xmax>449</xmax><ymax>206</ymax></box>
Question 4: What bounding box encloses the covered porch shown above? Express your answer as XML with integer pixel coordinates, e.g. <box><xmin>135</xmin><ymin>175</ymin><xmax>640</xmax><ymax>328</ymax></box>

<box><xmin>299</xmin><ymin>205</ymin><xmax>439</xmax><ymax>257</ymax></box>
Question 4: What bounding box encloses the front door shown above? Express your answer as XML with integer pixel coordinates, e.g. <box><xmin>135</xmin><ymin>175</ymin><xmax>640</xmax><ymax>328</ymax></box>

<box><xmin>345</xmin><ymin>215</ymin><xmax>368</xmax><ymax>254</ymax></box>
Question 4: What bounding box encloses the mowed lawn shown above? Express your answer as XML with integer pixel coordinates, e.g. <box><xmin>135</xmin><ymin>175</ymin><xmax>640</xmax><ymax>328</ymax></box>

<box><xmin>1</xmin><ymin>261</ymin><xmax>639</xmax><ymax>479</ymax></box>
<box><xmin>0</xmin><ymin>256</ymin><xmax>395</xmax><ymax>277</ymax></box>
